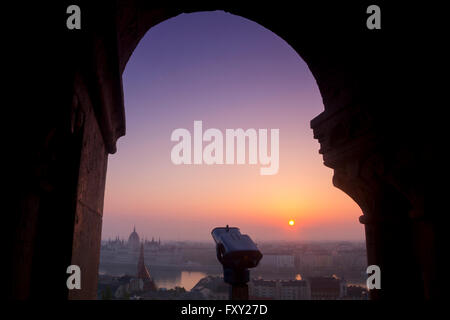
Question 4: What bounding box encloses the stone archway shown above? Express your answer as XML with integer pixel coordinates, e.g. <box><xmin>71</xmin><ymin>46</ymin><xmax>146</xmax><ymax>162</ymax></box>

<box><xmin>9</xmin><ymin>2</ymin><xmax>432</xmax><ymax>300</ymax></box>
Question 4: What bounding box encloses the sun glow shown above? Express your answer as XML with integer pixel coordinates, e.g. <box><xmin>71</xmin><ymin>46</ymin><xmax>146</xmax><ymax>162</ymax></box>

<box><xmin>102</xmin><ymin>11</ymin><xmax>366</xmax><ymax>242</ymax></box>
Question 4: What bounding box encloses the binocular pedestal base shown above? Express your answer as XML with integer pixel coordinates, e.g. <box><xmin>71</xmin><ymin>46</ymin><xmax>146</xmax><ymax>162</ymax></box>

<box><xmin>223</xmin><ymin>267</ymin><xmax>250</xmax><ymax>300</ymax></box>
<box><xmin>230</xmin><ymin>283</ymin><xmax>249</xmax><ymax>300</ymax></box>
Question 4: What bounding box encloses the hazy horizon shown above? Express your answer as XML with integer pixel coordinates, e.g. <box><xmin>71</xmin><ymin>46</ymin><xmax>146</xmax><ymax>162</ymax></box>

<box><xmin>101</xmin><ymin>222</ymin><xmax>366</xmax><ymax>243</ymax></box>
<box><xmin>101</xmin><ymin>11</ymin><xmax>364</xmax><ymax>242</ymax></box>
<box><xmin>101</xmin><ymin>229</ymin><xmax>366</xmax><ymax>244</ymax></box>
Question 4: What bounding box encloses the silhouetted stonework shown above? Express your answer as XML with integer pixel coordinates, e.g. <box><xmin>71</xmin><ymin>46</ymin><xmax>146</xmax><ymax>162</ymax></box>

<box><xmin>8</xmin><ymin>2</ymin><xmax>432</xmax><ymax>300</ymax></box>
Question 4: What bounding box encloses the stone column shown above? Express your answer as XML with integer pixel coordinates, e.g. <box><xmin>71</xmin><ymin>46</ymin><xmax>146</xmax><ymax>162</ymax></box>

<box><xmin>68</xmin><ymin>76</ymin><xmax>109</xmax><ymax>300</ymax></box>
<box><xmin>311</xmin><ymin>105</ymin><xmax>426</xmax><ymax>299</ymax></box>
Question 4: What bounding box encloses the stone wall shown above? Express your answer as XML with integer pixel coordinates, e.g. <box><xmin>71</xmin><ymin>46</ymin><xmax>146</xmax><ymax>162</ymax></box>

<box><xmin>7</xmin><ymin>2</ymin><xmax>432</xmax><ymax>299</ymax></box>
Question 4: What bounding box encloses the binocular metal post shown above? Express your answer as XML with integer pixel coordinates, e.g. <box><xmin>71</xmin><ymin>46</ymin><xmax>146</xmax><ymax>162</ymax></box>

<box><xmin>230</xmin><ymin>284</ymin><xmax>248</xmax><ymax>300</ymax></box>
<box><xmin>223</xmin><ymin>267</ymin><xmax>249</xmax><ymax>300</ymax></box>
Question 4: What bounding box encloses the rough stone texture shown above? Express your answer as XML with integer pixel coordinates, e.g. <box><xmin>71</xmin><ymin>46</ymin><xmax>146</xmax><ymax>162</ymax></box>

<box><xmin>9</xmin><ymin>74</ymin><xmax>84</xmax><ymax>299</ymax></box>
<box><xmin>69</xmin><ymin>75</ymin><xmax>108</xmax><ymax>299</ymax></box>
<box><xmin>310</xmin><ymin>100</ymin><xmax>429</xmax><ymax>298</ymax></box>
<box><xmin>8</xmin><ymin>2</ymin><xmax>432</xmax><ymax>300</ymax></box>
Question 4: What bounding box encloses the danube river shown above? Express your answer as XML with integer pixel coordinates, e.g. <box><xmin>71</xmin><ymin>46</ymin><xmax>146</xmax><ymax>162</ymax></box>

<box><xmin>154</xmin><ymin>271</ymin><xmax>207</xmax><ymax>291</ymax></box>
<box><xmin>99</xmin><ymin>262</ymin><xmax>222</xmax><ymax>291</ymax></box>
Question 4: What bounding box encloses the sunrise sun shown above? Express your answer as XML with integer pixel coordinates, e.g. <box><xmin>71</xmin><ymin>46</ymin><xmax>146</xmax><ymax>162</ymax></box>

<box><xmin>288</xmin><ymin>219</ymin><xmax>295</xmax><ymax>226</ymax></box>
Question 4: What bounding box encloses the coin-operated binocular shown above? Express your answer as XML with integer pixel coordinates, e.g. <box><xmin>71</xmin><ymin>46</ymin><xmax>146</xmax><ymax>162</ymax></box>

<box><xmin>211</xmin><ymin>226</ymin><xmax>263</xmax><ymax>300</ymax></box>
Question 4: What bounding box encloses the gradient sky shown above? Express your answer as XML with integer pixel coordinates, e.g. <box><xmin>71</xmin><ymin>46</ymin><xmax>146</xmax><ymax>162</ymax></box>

<box><xmin>101</xmin><ymin>11</ymin><xmax>364</xmax><ymax>242</ymax></box>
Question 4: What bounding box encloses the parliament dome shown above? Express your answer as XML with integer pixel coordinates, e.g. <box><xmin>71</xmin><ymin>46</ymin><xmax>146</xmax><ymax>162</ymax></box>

<box><xmin>128</xmin><ymin>226</ymin><xmax>140</xmax><ymax>250</ymax></box>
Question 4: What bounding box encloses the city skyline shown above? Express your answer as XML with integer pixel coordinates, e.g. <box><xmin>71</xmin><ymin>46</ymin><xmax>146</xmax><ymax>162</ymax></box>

<box><xmin>102</xmin><ymin>11</ymin><xmax>364</xmax><ymax>242</ymax></box>
<box><xmin>101</xmin><ymin>225</ymin><xmax>366</xmax><ymax>243</ymax></box>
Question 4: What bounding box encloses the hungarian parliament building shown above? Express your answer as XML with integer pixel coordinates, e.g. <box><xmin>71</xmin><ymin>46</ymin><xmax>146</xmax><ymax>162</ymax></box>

<box><xmin>99</xmin><ymin>226</ymin><xmax>183</xmax><ymax>275</ymax></box>
<box><xmin>102</xmin><ymin>226</ymin><xmax>162</xmax><ymax>252</ymax></box>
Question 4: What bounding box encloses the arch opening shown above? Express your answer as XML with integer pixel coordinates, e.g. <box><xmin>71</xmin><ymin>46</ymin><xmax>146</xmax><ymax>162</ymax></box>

<box><xmin>98</xmin><ymin>11</ymin><xmax>367</xmax><ymax>300</ymax></box>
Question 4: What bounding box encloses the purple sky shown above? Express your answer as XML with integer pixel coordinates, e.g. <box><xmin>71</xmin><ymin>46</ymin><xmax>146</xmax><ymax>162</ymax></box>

<box><xmin>101</xmin><ymin>11</ymin><xmax>364</xmax><ymax>242</ymax></box>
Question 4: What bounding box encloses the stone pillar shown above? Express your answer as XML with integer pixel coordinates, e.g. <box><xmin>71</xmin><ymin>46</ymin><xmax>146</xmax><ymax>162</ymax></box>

<box><xmin>9</xmin><ymin>82</ymin><xmax>85</xmax><ymax>299</ymax></box>
<box><xmin>361</xmin><ymin>217</ymin><xmax>424</xmax><ymax>299</ymax></box>
<box><xmin>68</xmin><ymin>76</ymin><xmax>109</xmax><ymax>300</ymax></box>
<box><xmin>311</xmin><ymin>104</ymin><xmax>426</xmax><ymax>299</ymax></box>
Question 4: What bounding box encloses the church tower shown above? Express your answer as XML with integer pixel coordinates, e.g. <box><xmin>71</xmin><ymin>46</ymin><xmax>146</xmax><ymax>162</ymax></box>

<box><xmin>137</xmin><ymin>243</ymin><xmax>157</xmax><ymax>291</ymax></box>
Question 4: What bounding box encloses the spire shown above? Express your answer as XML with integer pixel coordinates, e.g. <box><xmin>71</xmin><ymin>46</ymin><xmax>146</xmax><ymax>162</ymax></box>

<box><xmin>133</xmin><ymin>225</ymin><xmax>136</xmax><ymax>233</ymax></box>
<box><xmin>137</xmin><ymin>243</ymin><xmax>157</xmax><ymax>291</ymax></box>
<box><xmin>137</xmin><ymin>243</ymin><xmax>150</xmax><ymax>279</ymax></box>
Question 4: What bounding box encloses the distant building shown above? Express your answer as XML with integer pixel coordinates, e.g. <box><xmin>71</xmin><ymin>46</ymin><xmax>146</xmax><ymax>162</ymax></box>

<box><xmin>344</xmin><ymin>285</ymin><xmax>368</xmax><ymax>300</ymax></box>
<box><xmin>101</xmin><ymin>243</ymin><xmax>157</xmax><ymax>299</ymax></box>
<box><xmin>249</xmin><ymin>279</ymin><xmax>310</xmax><ymax>300</ymax></box>
<box><xmin>309</xmin><ymin>276</ymin><xmax>346</xmax><ymax>300</ymax></box>
<box><xmin>114</xmin><ymin>277</ymin><xmax>144</xmax><ymax>299</ymax></box>
<box><xmin>144</xmin><ymin>236</ymin><xmax>161</xmax><ymax>251</ymax></box>
<box><xmin>99</xmin><ymin>227</ymin><xmax>179</xmax><ymax>276</ymax></box>
<box><xmin>102</xmin><ymin>226</ymin><xmax>162</xmax><ymax>253</ymax></box>
<box><xmin>249</xmin><ymin>279</ymin><xmax>277</xmax><ymax>299</ymax></box>
<box><xmin>332</xmin><ymin>247</ymin><xmax>367</xmax><ymax>270</ymax></box>
<box><xmin>128</xmin><ymin>226</ymin><xmax>140</xmax><ymax>251</ymax></box>
<box><xmin>297</xmin><ymin>249</ymin><xmax>333</xmax><ymax>271</ymax></box>
<box><xmin>102</xmin><ymin>236</ymin><xmax>126</xmax><ymax>251</ymax></box>
<box><xmin>279</xmin><ymin>280</ymin><xmax>311</xmax><ymax>300</ymax></box>
<box><xmin>137</xmin><ymin>243</ymin><xmax>157</xmax><ymax>291</ymax></box>
<box><xmin>259</xmin><ymin>254</ymin><xmax>295</xmax><ymax>269</ymax></box>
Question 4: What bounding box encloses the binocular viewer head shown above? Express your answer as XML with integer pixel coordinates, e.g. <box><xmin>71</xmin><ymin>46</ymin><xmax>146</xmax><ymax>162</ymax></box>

<box><xmin>211</xmin><ymin>226</ymin><xmax>263</xmax><ymax>270</ymax></box>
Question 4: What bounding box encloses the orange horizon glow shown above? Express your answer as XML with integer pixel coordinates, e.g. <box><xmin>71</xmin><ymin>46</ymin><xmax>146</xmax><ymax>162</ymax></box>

<box><xmin>101</xmin><ymin>12</ymin><xmax>364</xmax><ymax>242</ymax></box>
